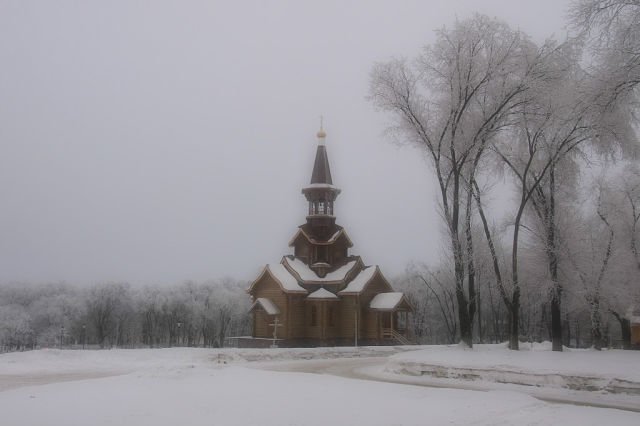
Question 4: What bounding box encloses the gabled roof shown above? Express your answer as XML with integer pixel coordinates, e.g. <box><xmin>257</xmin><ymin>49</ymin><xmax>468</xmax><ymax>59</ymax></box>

<box><xmin>338</xmin><ymin>265</ymin><xmax>393</xmax><ymax>295</ymax></box>
<box><xmin>369</xmin><ymin>292</ymin><xmax>414</xmax><ymax>312</ymax></box>
<box><xmin>288</xmin><ymin>226</ymin><xmax>353</xmax><ymax>248</ymax></box>
<box><xmin>248</xmin><ymin>298</ymin><xmax>280</xmax><ymax>315</ymax></box>
<box><xmin>306</xmin><ymin>288</ymin><xmax>339</xmax><ymax>301</ymax></box>
<box><xmin>247</xmin><ymin>264</ymin><xmax>307</xmax><ymax>294</ymax></box>
<box><xmin>282</xmin><ymin>256</ymin><xmax>361</xmax><ymax>285</ymax></box>
<box><xmin>338</xmin><ymin>266</ymin><xmax>377</xmax><ymax>294</ymax></box>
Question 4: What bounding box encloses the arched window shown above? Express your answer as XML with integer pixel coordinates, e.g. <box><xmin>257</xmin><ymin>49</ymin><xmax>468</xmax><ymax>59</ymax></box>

<box><xmin>310</xmin><ymin>305</ymin><xmax>317</xmax><ymax>326</ymax></box>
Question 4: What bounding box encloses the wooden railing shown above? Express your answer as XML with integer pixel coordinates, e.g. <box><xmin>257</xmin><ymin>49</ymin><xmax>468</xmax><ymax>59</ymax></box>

<box><xmin>382</xmin><ymin>328</ymin><xmax>412</xmax><ymax>345</ymax></box>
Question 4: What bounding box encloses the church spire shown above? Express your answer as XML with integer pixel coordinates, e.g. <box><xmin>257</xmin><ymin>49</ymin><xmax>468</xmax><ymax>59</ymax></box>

<box><xmin>310</xmin><ymin>124</ymin><xmax>333</xmax><ymax>185</ymax></box>
<box><xmin>302</xmin><ymin>126</ymin><xmax>341</xmax><ymax>235</ymax></box>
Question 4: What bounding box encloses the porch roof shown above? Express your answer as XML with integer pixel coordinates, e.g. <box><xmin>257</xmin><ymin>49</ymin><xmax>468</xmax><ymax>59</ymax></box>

<box><xmin>369</xmin><ymin>292</ymin><xmax>414</xmax><ymax>312</ymax></box>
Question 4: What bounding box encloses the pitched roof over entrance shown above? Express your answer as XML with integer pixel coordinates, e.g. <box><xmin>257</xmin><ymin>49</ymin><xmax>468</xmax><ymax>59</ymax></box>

<box><xmin>369</xmin><ymin>292</ymin><xmax>414</xmax><ymax>311</ymax></box>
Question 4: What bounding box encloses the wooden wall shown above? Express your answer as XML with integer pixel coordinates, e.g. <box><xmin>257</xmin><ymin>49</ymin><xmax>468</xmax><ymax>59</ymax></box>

<box><xmin>251</xmin><ymin>275</ymin><xmax>289</xmax><ymax>338</ymax></box>
<box><xmin>288</xmin><ymin>294</ymin><xmax>307</xmax><ymax>338</ymax></box>
<box><xmin>338</xmin><ymin>295</ymin><xmax>356</xmax><ymax>339</ymax></box>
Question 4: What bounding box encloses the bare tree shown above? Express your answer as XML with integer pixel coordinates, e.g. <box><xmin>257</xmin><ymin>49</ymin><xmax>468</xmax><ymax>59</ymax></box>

<box><xmin>416</xmin><ymin>268</ymin><xmax>459</xmax><ymax>344</ymax></box>
<box><xmin>369</xmin><ymin>14</ymin><xmax>543</xmax><ymax>347</ymax></box>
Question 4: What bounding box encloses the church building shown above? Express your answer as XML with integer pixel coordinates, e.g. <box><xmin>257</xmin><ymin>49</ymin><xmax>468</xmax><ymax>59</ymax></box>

<box><xmin>245</xmin><ymin>127</ymin><xmax>413</xmax><ymax>347</ymax></box>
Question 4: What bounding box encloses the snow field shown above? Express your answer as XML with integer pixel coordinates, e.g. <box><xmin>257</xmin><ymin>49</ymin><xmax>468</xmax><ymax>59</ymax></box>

<box><xmin>0</xmin><ymin>345</ymin><xmax>639</xmax><ymax>425</ymax></box>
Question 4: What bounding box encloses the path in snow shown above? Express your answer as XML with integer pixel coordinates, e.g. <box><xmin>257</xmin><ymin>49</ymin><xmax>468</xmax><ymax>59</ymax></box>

<box><xmin>256</xmin><ymin>357</ymin><xmax>640</xmax><ymax>413</ymax></box>
<box><xmin>0</xmin><ymin>371</ymin><xmax>127</xmax><ymax>392</ymax></box>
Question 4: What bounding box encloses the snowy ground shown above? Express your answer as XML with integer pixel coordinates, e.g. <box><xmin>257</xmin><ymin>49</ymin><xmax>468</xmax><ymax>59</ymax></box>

<box><xmin>386</xmin><ymin>342</ymin><xmax>640</xmax><ymax>391</ymax></box>
<box><xmin>1</xmin><ymin>345</ymin><xmax>639</xmax><ymax>425</ymax></box>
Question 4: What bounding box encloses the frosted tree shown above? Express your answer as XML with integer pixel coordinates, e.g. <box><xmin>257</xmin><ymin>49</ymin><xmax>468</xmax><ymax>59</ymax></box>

<box><xmin>600</xmin><ymin>163</ymin><xmax>640</xmax><ymax>348</ymax></box>
<box><xmin>138</xmin><ymin>286</ymin><xmax>166</xmax><ymax>347</ymax></box>
<box><xmin>85</xmin><ymin>282</ymin><xmax>132</xmax><ymax>348</ymax></box>
<box><xmin>570</xmin><ymin>0</ymin><xmax>640</xmax><ymax>111</ymax></box>
<box><xmin>479</xmin><ymin>38</ymin><xmax>604</xmax><ymax>350</ymax></box>
<box><xmin>564</xmin><ymin>185</ymin><xmax>616</xmax><ymax>350</ymax></box>
<box><xmin>369</xmin><ymin>14</ymin><xmax>544</xmax><ymax>347</ymax></box>
<box><xmin>0</xmin><ymin>305</ymin><xmax>32</xmax><ymax>351</ymax></box>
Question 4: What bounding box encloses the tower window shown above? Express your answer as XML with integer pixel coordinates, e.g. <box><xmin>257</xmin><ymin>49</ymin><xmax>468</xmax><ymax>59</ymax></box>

<box><xmin>318</xmin><ymin>201</ymin><xmax>325</xmax><ymax>214</ymax></box>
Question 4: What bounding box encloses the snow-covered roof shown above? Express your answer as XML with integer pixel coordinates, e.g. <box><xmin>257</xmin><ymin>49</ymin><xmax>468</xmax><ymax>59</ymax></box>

<box><xmin>369</xmin><ymin>292</ymin><xmax>407</xmax><ymax>311</ymax></box>
<box><xmin>249</xmin><ymin>298</ymin><xmax>281</xmax><ymax>315</ymax></box>
<box><xmin>288</xmin><ymin>227</ymin><xmax>352</xmax><ymax>247</ymax></box>
<box><xmin>302</xmin><ymin>183</ymin><xmax>341</xmax><ymax>191</ymax></box>
<box><xmin>283</xmin><ymin>256</ymin><xmax>358</xmax><ymax>283</ymax></box>
<box><xmin>327</xmin><ymin>230</ymin><xmax>342</xmax><ymax>243</ymax></box>
<box><xmin>338</xmin><ymin>266</ymin><xmax>377</xmax><ymax>294</ymax></box>
<box><xmin>311</xmin><ymin>262</ymin><xmax>331</xmax><ymax>268</ymax></box>
<box><xmin>267</xmin><ymin>264</ymin><xmax>307</xmax><ymax>293</ymax></box>
<box><xmin>632</xmin><ymin>316</ymin><xmax>640</xmax><ymax>325</ymax></box>
<box><xmin>306</xmin><ymin>288</ymin><xmax>339</xmax><ymax>300</ymax></box>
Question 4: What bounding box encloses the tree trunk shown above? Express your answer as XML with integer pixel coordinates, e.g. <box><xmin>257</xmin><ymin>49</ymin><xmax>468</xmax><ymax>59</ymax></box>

<box><xmin>451</xmin><ymin>173</ymin><xmax>473</xmax><ymax>348</ymax></box>
<box><xmin>477</xmin><ymin>280</ymin><xmax>483</xmax><ymax>343</ymax></box>
<box><xmin>508</xmin><ymin>288</ymin><xmax>520</xmax><ymax>350</ymax></box>
<box><xmin>462</xmin><ymin>185</ymin><xmax>477</xmax><ymax>347</ymax></box>
<box><xmin>456</xmin><ymin>286</ymin><xmax>473</xmax><ymax>347</ymax></box>
<box><xmin>547</xmin><ymin>168</ymin><xmax>563</xmax><ymax>352</ymax></box>
<box><xmin>551</xmin><ymin>293</ymin><xmax>563</xmax><ymax>351</ymax></box>
<box><xmin>611</xmin><ymin>310</ymin><xmax>632</xmax><ymax>350</ymax></box>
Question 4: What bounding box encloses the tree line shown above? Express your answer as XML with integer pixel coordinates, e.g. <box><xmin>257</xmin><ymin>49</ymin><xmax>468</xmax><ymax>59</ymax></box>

<box><xmin>369</xmin><ymin>0</ymin><xmax>640</xmax><ymax>350</ymax></box>
<box><xmin>0</xmin><ymin>279</ymin><xmax>250</xmax><ymax>352</ymax></box>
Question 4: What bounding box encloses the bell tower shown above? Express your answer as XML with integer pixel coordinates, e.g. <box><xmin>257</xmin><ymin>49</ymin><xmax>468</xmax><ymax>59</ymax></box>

<box><xmin>301</xmin><ymin>126</ymin><xmax>341</xmax><ymax>240</ymax></box>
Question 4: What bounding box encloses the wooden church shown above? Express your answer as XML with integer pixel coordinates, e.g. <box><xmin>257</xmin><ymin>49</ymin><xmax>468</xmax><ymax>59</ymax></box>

<box><xmin>245</xmin><ymin>127</ymin><xmax>413</xmax><ymax>347</ymax></box>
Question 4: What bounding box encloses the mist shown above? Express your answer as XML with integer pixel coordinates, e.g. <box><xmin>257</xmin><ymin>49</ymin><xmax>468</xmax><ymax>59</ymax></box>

<box><xmin>0</xmin><ymin>0</ymin><xmax>570</xmax><ymax>285</ymax></box>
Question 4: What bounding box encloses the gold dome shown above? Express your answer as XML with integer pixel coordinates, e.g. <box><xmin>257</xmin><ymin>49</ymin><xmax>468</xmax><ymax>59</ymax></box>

<box><xmin>317</xmin><ymin>129</ymin><xmax>326</xmax><ymax>138</ymax></box>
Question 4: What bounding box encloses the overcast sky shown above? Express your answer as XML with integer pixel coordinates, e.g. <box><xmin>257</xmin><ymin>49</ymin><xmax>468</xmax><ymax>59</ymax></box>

<box><xmin>0</xmin><ymin>0</ymin><xmax>572</xmax><ymax>286</ymax></box>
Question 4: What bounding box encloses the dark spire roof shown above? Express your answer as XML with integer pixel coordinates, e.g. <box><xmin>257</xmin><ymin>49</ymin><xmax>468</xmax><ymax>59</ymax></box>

<box><xmin>310</xmin><ymin>144</ymin><xmax>333</xmax><ymax>184</ymax></box>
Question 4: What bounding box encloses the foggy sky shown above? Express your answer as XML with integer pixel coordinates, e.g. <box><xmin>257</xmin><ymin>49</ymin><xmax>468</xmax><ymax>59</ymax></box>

<box><xmin>0</xmin><ymin>1</ymin><xmax>571</xmax><ymax>285</ymax></box>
